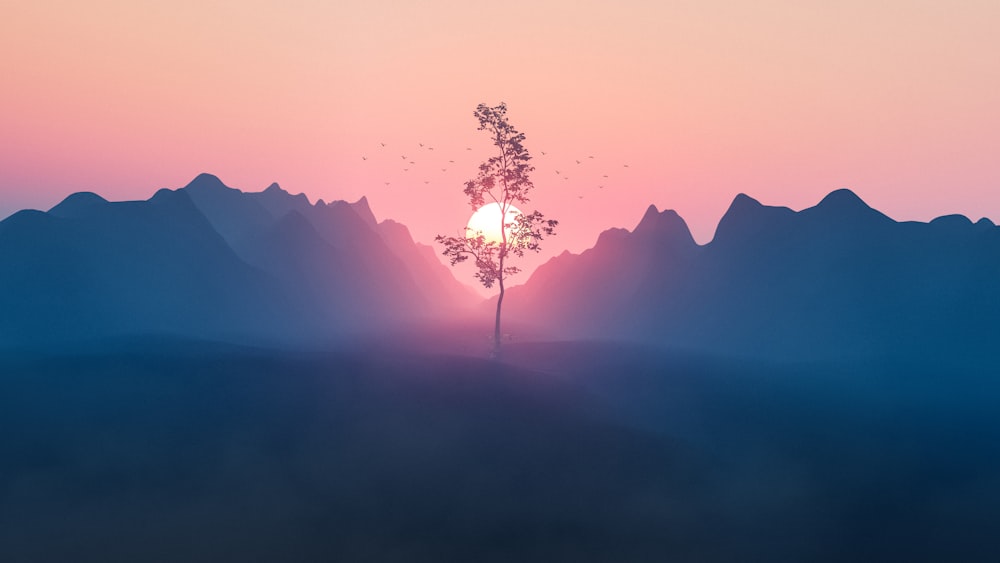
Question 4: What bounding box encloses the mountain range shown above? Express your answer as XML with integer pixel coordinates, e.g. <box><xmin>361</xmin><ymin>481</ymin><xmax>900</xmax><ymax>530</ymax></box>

<box><xmin>2</xmin><ymin>177</ymin><xmax>997</xmax><ymax>362</ymax></box>
<box><xmin>502</xmin><ymin>189</ymin><xmax>1000</xmax><ymax>362</ymax></box>
<box><xmin>0</xmin><ymin>173</ymin><xmax>476</xmax><ymax>348</ymax></box>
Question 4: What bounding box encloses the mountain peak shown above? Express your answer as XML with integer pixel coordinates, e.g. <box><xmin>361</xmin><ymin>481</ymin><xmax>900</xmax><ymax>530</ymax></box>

<box><xmin>930</xmin><ymin>214</ymin><xmax>973</xmax><ymax>228</ymax></box>
<box><xmin>261</xmin><ymin>182</ymin><xmax>310</xmax><ymax>205</ymax></box>
<box><xmin>49</xmin><ymin>191</ymin><xmax>108</xmax><ymax>218</ymax></box>
<box><xmin>640</xmin><ymin>203</ymin><xmax>660</xmax><ymax>220</ymax></box>
<box><xmin>183</xmin><ymin>173</ymin><xmax>231</xmax><ymax>193</ymax></box>
<box><xmin>631</xmin><ymin>204</ymin><xmax>696</xmax><ymax>248</ymax></box>
<box><xmin>351</xmin><ymin>196</ymin><xmax>378</xmax><ymax>227</ymax></box>
<box><xmin>718</xmin><ymin>192</ymin><xmax>766</xmax><ymax>223</ymax></box>
<box><xmin>713</xmin><ymin>193</ymin><xmax>794</xmax><ymax>245</ymax></box>
<box><xmin>376</xmin><ymin>218</ymin><xmax>413</xmax><ymax>248</ymax></box>
<box><xmin>250</xmin><ymin>182</ymin><xmax>312</xmax><ymax>219</ymax></box>
<box><xmin>807</xmin><ymin>188</ymin><xmax>892</xmax><ymax>225</ymax></box>
<box><xmin>731</xmin><ymin>192</ymin><xmax>763</xmax><ymax>212</ymax></box>
<box><xmin>816</xmin><ymin>188</ymin><xmax>869</xmax><ymax>212</ymax></box>
<box><xmin>634</xmin><ymin>205</ymin><xmax>680</xmax><ymax>233</ymax></box>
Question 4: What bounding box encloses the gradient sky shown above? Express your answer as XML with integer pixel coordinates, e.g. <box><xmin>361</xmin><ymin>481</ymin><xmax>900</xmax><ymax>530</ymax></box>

<box><xmin>3</xmin><ymin>1</ymin><xmax>998</xmax><ymax>284</ymax></box>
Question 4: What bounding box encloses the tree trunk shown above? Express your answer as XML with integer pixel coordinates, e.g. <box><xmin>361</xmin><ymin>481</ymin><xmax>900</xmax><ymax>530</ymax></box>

<box><xmin>493</xmin><ymin>252</ymin><xmax>505</xmax><ymax>359</ymax></box>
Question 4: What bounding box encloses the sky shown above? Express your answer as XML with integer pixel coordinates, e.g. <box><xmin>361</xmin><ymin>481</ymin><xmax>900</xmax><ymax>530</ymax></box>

<box><xmin>2</xmin><ymin>0</ymin><xmax>999</xmax><ymax>285</ymax></box>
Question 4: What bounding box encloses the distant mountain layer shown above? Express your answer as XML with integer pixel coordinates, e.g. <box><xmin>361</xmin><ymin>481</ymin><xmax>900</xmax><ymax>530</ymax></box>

<box><xmin>503</xmin><ymin>189</ymin><xmax>1000</xmax><ymax>362</ymax></box>
<box><xmin>0</xmin><ymin>173</ymin><xmax>477</xmax><ymax>348</ymax></box>
<box><xmin>4</xmin><ymin>179</ymin><xmax>997</xmax><ymax>360</ymax></box>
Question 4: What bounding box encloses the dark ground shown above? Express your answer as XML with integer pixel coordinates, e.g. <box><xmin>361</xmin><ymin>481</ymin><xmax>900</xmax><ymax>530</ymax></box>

<box><xmin>2</xmin><ymin>340</ymin><xmax>999</xmax><ymax>562</ymax></box>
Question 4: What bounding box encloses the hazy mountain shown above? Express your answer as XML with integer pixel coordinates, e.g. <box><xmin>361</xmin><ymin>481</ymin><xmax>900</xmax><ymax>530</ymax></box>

<box><xmin>376</xmin><ymin>219</ymin><xmax>481</xmax><ymax>313</ymax></box>
<box><xmin>503</xmin><ymin>189</ymin><xmax>1000</xmax><ymax>363</ymax></box>
<box><xmin>8</xmin><ymin>176</ymin><xmax>994</xmax><ymax>360</ymax></box>
<box><xmin>179</xmin><ymin>173</ymin><xmax>478</xmax><ymax>320</ymax></box>
<box><xmin>0</xmin><ymin>187</ymin><xmax>286</xmax><ymax>347</ymax></box>
<box><xmin>0</xmin><ymin>174</ymin><xmax>475</xmax><ymax>349</ymax></box>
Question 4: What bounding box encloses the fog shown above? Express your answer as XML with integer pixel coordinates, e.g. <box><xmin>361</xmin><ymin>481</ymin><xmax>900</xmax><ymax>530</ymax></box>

<box><xmin>3</xmin><ymin>340</ymin><xmax>998</xmax><ymax>562</ymax></box>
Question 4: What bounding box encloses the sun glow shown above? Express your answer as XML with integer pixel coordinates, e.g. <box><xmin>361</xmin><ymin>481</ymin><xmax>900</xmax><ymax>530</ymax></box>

<box><xmin>466</xmin><ymin>202</ymin><xmax>522</xmax><ymax>245</ymax></box>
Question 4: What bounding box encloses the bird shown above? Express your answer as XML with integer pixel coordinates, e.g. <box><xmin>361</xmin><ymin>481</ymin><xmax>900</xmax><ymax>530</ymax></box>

<box><xmin>380</xmin><ymin>142</ymin><xmax>386</xmax><ymax>147</ymax></box>
<box><xmin>449</xmin><ymin>160</ymin><xmax>455</xmax><ymax>163</ymax></box>
<box><xmin>541</xmin><ymin>151</ymin><xmax>547</xmax><ymax>155</ymax></box>
<box><xmin>401</xmin><ymin>155</ymin><xmax>407</xmax><ymax>159</ymax></box>
<box><xmin>419</xmin><ymin>142</ymin><xmax>424</xmax><ymax>147</ymax></box>
<box><xmin>362</xmin><ymin>156</ymin><xmax>367</xmax><ymax>160</ymax></box>
<box><xmin>576</xmin><ymin>160</ymin><xmax>581</xmax><ymax>164</ymax></box>
<box><xmin>555</xmin><ymin>170</ymin><xmax>560</xmax><ymax>175</ymax></box>
<box><xmin>603</xmin><ymin>174</ymin><xmax>609</xmax><ymax>178</ymax></box>
<box><xmin>623</xmin><ymin>164</ymin><xmax>629</xmax><ymax>167</ymax></box>
<box><xmin>466</xmin><ymin>147</ymin><xmax>472</xmax><ymax>150</ymax></box>
<box><xmin>588</xmin><ymin>155</ymin><xmax>594</xmax><ymax>159</ymax></box>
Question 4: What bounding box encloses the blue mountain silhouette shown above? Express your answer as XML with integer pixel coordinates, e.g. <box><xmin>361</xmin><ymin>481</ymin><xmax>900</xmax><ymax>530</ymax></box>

<box><xmin>0</xmin><ymin>186</ymin><xmax>281</xmax><ymax>346</ymax></box>
<box><xmin>5</xmin><ymin>179</ymin><xmax>995</xmax><ymax>359</ymax></box>
<box><xmin>0</xmin><ymin>174</ymin><xmax>475</xmax><ymax>349</ymax></box>
<box><xmin>504</xmin><ymin>190</ymin><xmax>1000</xmax><ymax>363</ymax></box>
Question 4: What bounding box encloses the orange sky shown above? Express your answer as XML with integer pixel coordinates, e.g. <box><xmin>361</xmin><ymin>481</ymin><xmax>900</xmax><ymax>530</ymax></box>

<box><xmin>2</xmin><ymin>1</ymin><xmax>999</xmax><ymax>286</ymax></box>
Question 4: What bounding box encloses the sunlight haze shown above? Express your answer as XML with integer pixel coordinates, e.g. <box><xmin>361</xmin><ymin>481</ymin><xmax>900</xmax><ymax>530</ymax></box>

<box><xmin>2</xmin><ymin>0</ymin><xmax>998</xmax><ymax>279</ymax></box>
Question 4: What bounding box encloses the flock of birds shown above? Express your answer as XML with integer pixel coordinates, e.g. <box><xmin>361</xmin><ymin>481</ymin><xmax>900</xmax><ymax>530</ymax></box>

<box><xmin>361</xmin><ymin>140</ymin><xmax>632</xmax><ymax>201</ymax></box>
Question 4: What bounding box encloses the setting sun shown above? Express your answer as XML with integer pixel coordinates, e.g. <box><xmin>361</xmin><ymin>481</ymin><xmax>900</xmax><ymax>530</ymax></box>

<box><xmin>466</xmin><ymin>202</ymin><xmax>521</xmax><ymax>244</ymax></box>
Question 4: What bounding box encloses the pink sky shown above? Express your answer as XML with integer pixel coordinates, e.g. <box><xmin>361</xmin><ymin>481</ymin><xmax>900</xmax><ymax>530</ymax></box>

<box><xmin>2</xmin><ymin>1</ymin><xmax>998</xmax><ymax>286</ymax></box>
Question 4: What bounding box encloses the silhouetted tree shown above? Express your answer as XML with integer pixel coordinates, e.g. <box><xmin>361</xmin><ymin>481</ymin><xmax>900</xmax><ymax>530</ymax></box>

<box><xmin>437</xmin><ymin>103</ymin><xmax>557</xmax><ymax>358</ymax></box>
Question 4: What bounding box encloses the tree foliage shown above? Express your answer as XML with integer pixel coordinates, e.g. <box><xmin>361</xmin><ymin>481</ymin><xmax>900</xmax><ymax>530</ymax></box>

<box><xmin>436</xmin><ymin>103</ymin><xmax>557</xmax><ymax>356</ymax></box>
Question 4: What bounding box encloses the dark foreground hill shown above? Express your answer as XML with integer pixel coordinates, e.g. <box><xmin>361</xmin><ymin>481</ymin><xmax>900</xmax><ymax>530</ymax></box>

<box><xmin>2</xmin><ymin>342</ymin><xmax>999</xmax><ymax>562</ymax></box>
<box><xmin>503</xmin><ymin>189</ymin><xmax>1000</xmax><ymax>363</ymax></box>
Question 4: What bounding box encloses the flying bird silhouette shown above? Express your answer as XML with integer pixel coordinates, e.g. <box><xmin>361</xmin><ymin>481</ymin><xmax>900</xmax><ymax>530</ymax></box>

<box><xmin>380</xmin><ymin>142</ymin><xmax>386</xmax><ymax>147</ymax></box>
<box><xmin>576</xmin><ymin>160</ymin><xmax>581</xmax><ymax>164</ymax></box>
<box><xmin>362</xmin><ymin>156</ymin><xmax>367</xmax><ymax>160</ymax></box>
<box><xmin>401</xmin><ymin>155</ymin><xmax>407</xmax><ymax>159</ymax></box>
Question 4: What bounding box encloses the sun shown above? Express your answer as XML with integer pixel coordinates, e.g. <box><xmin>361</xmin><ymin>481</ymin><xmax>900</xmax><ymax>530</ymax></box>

<box><xmin>467</xmin><ymin>202</ymin><xmax>522</xmax><ymax>245</ymax></box>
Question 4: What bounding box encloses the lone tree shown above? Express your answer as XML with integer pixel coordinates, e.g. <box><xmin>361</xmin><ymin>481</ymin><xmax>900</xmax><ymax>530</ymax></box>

<box><xmin>436</xmin><ymin>102</ymin><xmax>557</xmax><ymax>358</ymax></box>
